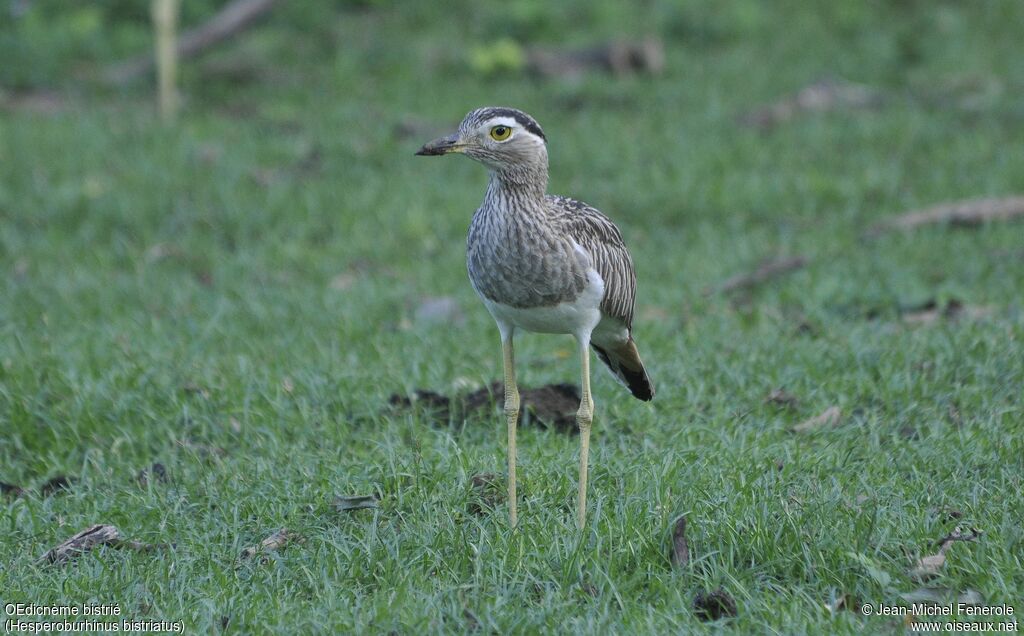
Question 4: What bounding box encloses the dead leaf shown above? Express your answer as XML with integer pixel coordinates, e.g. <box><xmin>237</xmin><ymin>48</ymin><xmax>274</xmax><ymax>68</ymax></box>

<box><xmin>670</xmin><ymin>515</ymin><xmax>689</xmax><ymax>568</ymax></box>
<box><xmin>693</xmin><ymin>588</ymin><xmax>738</xmax><ymax>621</ymax></box>
<box><xmin>467</xmin><ymin>472</ymin><xmax>504</xmax><ymax>516</ymax></box>
<box><xmin>765</xmin><ymin>389</ymin><xmax>799</xmax><ymax>409</ymax></box>
<box><xmin>281</xmin><ymin>377</ymin><xmax>294</xmax><ymax>394</ymax></box>
<box><xmin>241</xmin><ymin>528</ymin><xmax>298</xmax><ymax>559</ymax></box>
<box><xmin>705</xmin><ymin>256</ymin><xmax>808</xmax><ymax>296</ymax></box>
<box><xmin>740</xmin><ymin>77</ymin><xmax>884</xmax><ymax>130</ymax></box>
<box><xmin>792</xmin><ymin>406</ymin><xmax>842</xmax><ymax>433</ymax></box>
<box><xmin>332</xmin><ymin>494</ymin><xmax>379</xmax><ymax>512</ymax></box>
<box><xmin>868</xmin><ymin>196</ymin><xmax>1024</xmax><ymax>236</ymax></box>
<box><xmin>39</xmin><ymin>475</ymin><xmax>74</xmax><ymax>496</ymax></box>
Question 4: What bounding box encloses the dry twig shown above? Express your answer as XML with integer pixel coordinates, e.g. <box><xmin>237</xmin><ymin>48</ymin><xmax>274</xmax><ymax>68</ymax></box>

<box><xmin>867</xmin><ymin>196</ymin><xmax>1024</xmax><ymax>237</ymax></box>
<box><xmin>705</xmin><ymin>256</ymin><xmax>808</xmax><ymax>296</ymax></box>
<box><xmin>105</xmin><ymin>0</ymin><xmax>279</xmax><ymax>84</ymax></box>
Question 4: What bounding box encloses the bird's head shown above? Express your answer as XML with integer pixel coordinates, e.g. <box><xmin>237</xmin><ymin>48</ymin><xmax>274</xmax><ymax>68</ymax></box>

<box><xmin>415</xmin><ymin>107</ymin><xmax>547</xmax><ymax>173</ymax></box>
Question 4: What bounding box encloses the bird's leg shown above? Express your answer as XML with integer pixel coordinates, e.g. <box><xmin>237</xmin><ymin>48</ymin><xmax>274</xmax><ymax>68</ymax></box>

<box><xmin>501</xmin><ymin>334</ymin><xmax>521</xmax><ymax>527</ymax></box>
<box><xmin>576</xmin><ymin>337</ymin><xmax>595</xmax><ymax>529</ymax></box>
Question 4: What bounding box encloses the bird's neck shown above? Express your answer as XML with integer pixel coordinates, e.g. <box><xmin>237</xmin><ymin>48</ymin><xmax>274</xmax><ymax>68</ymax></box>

<box><xmin>487</xmin><ymin>165</ymin><xmax>548</xmax><ymax>207</ymax></box>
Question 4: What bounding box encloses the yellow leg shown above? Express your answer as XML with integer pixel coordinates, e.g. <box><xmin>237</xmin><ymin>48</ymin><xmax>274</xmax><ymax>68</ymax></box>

<box><xmin>501</xmin><ymin>335</ymin><xmax>521</xmax><ymax>527</ymax></box>
<box><xmin>576</xmin><ymin>338</ymin><xmax>594</xmax><ymax>529</ymax></box>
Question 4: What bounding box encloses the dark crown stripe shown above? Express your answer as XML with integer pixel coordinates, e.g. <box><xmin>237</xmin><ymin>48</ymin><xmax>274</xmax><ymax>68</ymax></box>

<box><xmin>482</xmin><ymin>107</ymin><xmax>547</xmax><ymax>142</ymax></box>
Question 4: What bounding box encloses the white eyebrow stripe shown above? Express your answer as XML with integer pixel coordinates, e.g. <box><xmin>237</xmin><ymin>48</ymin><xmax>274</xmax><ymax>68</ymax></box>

<box><xmin>482</xmin><ymin>117</ymin><xmax>520</xmax><ymax>130</ymax></box>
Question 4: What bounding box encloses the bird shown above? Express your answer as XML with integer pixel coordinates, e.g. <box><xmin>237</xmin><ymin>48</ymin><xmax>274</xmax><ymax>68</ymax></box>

<box><xmin>416</xmin><ymin>107</ymin><xmax>654</xmax><ymax>528</ymax></box>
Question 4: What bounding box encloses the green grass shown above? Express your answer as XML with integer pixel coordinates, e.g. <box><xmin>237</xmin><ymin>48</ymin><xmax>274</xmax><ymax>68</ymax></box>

<box><xmin>2</xmin><ymin>1</ymin><xmax>1023</xmax><ymax>633</ymax></box>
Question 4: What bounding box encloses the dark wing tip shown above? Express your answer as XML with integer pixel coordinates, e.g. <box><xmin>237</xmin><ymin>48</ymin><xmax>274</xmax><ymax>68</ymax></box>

<box><xmin>623</xmin><ymin>367</ymin><xmax>655</xmax><ymax>401</ymax></box>
<box><xmin>592</xmin><ymin>342</ymin><xmax>655</xmax><ymax>401</ymax></box>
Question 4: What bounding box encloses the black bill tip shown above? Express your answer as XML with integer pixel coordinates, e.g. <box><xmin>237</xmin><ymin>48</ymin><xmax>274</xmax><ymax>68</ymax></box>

<box><xmin>414</xmin><ymin>134</ymin><xmax>459</xmax><ymax>157</ymax></box>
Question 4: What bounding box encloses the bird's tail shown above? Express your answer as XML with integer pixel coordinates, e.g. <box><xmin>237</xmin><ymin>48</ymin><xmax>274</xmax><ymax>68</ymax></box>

<box><xmin>592</xmin><ymin>337</ymin><xmax>655</xmax><ymax>401</ymax></box>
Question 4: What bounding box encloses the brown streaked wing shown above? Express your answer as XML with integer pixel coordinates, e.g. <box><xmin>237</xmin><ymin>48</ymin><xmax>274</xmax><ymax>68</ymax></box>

<box><xmin>547</xmin><ymin>195</ymin><xmax>637</xmax><ymax>330</ymax></box>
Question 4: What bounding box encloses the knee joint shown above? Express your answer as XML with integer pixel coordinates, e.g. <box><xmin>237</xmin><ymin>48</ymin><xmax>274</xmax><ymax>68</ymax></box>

<box><xmin>576</xmin><ymin>403</ymin><xmax>593</xmax><ymax>428</ymax></box>
<box><xmin>504</xmin><ymin>393</ymin><xmax>520</xmax><ymax>418</ymax></box>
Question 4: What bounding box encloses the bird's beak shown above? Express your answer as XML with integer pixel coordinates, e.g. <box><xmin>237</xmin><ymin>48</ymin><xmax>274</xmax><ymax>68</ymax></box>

<box><xmin>415</xmin><ymin>133</ymin><xmax>464</xmax><ymax>156</ymax></box>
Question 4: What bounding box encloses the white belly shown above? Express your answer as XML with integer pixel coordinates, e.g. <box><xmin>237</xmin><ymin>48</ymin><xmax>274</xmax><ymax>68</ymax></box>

<box><xmin>479</xmin><ymin>268</ymin><xmax>605</xmax><ymax>337</ymax></box>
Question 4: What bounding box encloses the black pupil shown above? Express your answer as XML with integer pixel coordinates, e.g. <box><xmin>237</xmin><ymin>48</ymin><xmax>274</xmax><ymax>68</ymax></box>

<box><xmin>496</xmin><ymin>127</ymin><xmax>506</xmax><ymax>136</ymax></box>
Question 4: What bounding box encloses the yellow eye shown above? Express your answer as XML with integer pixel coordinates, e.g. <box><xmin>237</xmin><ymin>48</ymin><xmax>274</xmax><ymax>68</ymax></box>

<box><xmin>489</xmin><ymin>125</ymin><xmax>512</xmax><ymax>141</ymax></box>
